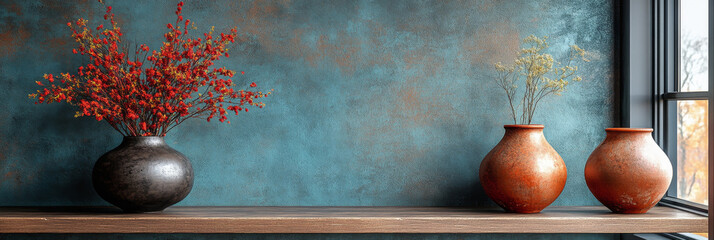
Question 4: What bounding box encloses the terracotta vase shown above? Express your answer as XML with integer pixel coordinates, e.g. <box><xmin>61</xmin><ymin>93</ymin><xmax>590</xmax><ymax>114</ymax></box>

<box><xmin>479</xmin><ymin>125</ymin><xmax>568</xmax><ymax>213</ymax></box>
<box><xmin>584</xmin><ymin>128</ymin><xmax>672</xmax><ymax>213</ymax></box>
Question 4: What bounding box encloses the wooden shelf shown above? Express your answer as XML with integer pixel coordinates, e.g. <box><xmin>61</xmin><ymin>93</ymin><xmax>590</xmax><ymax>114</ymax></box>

<box><xmin>0</xmin><ymin>206</ymin><xmax>706</xmax><ymax>234</ymax></box>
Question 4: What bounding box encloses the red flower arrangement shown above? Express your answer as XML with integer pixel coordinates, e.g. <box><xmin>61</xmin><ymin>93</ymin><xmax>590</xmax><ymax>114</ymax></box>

<box><xmin>30</xmin><ymin>1</ymin><xmax>271</xmax><ymax>136</ymax></box>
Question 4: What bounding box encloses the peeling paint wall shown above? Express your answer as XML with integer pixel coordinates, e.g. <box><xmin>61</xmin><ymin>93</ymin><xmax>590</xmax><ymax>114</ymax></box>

<box><xmin>0</xmin><ymin>0</ymin><xmax>615</xmax><ymax>239</ymax></box>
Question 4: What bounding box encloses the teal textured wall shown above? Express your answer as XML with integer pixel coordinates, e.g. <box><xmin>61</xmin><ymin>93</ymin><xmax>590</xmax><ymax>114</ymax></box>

<box><xmin>0</xmin><ymin>0</ymin><xmax>615</xmax><ymax>239</ymax></box>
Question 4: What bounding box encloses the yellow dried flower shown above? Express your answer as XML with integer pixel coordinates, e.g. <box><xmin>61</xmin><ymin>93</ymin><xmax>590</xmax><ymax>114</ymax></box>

<box><xmin>491</xmin><ymin>35</ymin><xmax>589</xmax><ymax>124</ymax></box>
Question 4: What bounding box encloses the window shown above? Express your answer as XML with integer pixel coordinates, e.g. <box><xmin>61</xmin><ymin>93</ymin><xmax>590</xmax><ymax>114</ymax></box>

<box><xmin>657</xmin><ymin>0</ymin><xmax>710</xmax><ymax>209</ymax></box>
<box><xmin>621</xmin><ymin>0</ymin><xmax>711</xmax><ymax>238</ymax></box>
<box><xmin>658</xmin><ymin>0</ymin><xmax>710</xmax><ymax>238</ymax></box>
<box><xmin>673</xmin><ymin>0</ymin><xmax>709</xmax><ymax>206</ymax></box>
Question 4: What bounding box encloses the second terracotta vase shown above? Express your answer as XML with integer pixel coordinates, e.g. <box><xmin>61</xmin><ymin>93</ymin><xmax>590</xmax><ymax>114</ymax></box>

<box><xmin>479</xmin><ymin>125</ymin><xmax>567</xmax><ymax>213</ymax></box>
<box><xmin>585</xmin><ymin>128</ymin><xmax>672</xmax><ymax>213</ymax></box>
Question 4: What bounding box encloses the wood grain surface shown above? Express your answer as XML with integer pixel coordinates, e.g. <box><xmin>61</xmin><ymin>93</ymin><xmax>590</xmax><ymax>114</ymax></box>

<box><xmin>0</xmin><ymin>206</ymin><xmax>706</xmax><ymax>233</ymax></box>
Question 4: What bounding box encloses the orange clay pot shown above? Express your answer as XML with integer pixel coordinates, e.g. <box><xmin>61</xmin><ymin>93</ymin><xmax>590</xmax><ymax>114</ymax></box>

<box><xmin>479</xmin><ymin>125</ymin><xmax>567</xmax><ymax>213</ymax></box>
<box><xmin>585</xmin><ymin>128</ymin><xmax>672</xmax><ymax>213</ymax></box>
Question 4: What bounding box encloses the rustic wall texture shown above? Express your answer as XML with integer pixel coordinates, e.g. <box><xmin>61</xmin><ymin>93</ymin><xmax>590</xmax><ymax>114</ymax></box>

<box><xmin>0</xmin><ymin>0</ymin><xmax>615</xmax><ymax>239</ymax></box>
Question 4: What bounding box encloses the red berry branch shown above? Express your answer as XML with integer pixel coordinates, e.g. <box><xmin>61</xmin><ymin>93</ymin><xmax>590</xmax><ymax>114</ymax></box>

<box><xmin>30</xmin><ymin>1</ymin><xmax>271</xmax><ymax>136</ymax></box>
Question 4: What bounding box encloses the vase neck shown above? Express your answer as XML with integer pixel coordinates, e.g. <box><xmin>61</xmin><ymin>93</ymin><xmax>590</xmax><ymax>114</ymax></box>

<box><xmin>503</xmin><ymin>125</ymin><xmax>545</xmax><ymax>141</ymax></box>
<box><xmin>605</xmin><ymin>128</ymin><xmax>653</xmax><ymax>140</ymax></box>
<box><xmin>121</xmin><ymin>136</ymin><xmax>166</xmax><ymax>147</ymax></box>
<box><xmin>504</xmin><ymin>125</ymin><xmax>544</xmax><ymax>134</ymax></box>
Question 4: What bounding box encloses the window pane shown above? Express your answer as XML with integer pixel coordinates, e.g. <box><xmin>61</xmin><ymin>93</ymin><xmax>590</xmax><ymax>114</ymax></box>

<box><xmin>680</xmin><ymin>0</ymin><xmax>709</xmax><ymax>91</ymax></box>
<box><xmin>676</xmin><ymin>100</ymin><xmax>708</xmax><ymax>205</ymax></box>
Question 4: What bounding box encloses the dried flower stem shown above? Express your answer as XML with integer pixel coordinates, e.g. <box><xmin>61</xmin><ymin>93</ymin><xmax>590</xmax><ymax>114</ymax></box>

<box><xmin>493</xmin><ymin>35</ymin><xmax>588</xmax><ymax>125</ymax></box>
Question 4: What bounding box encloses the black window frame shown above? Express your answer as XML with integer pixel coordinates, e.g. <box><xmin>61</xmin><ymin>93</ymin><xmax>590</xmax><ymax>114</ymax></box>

<box><xmin>656</xmin><ymin>0</ymin><xmax>710</xmax><ymax>213</ymax></box>
<box><xmin>619</xmin><ymin>0</ymin><xmax>713</xmax><ymax>238</ymax></box>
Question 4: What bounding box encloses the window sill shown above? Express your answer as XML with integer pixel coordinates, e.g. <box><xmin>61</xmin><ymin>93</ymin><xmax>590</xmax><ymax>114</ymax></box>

<box><xmin>0</xmin><ymin>206</ymin><xmax>706</xmax><ymax>234</ymax></box>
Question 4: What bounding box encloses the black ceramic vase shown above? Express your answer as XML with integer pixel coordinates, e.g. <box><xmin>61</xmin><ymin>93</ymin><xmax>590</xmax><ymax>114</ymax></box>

<box><xmin>92</xmin><ymin>136</ymin><xmax>193</xmax><ymax>212</ymax></box>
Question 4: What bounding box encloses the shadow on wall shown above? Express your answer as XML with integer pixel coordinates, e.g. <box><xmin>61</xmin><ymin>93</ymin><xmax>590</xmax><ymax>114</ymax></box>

<box><xmin>0</xmin><ymin>0</ymin><xmax>121</xmax><ymax>205</ymax></box>
<box><xmin>0</xmin><ymin>103</ymin><xmax>113</xmax><ymax>205</ymax></box>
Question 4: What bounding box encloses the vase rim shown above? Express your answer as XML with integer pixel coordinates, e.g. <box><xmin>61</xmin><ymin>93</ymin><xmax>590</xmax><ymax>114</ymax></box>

<box><xmin>123</xmin><ymin>136</ymin><xmax>164</xmax><ymax>139</ymax></box>
<box><xmin>605</xmin><ymin>128</ymin><xmax>653</xmax><ymax>132</ymax></box>
<box><xmin>503</xmin><ymin>124</ymin><xmax>544</xmax><ymax>129</ymax></box>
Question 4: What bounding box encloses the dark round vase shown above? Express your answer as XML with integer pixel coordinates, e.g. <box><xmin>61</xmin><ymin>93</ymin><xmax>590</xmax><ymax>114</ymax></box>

<box><xmin>92</xmin><ymin>136</ymin><xmax>193</xmax><ymax>212</ymax></box>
